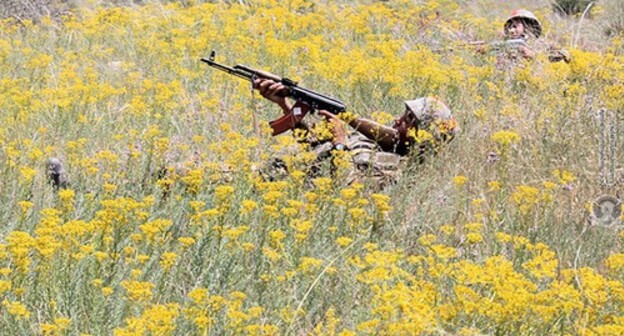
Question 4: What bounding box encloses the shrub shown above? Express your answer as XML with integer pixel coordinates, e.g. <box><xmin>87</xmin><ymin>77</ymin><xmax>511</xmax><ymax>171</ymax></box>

<box><xmin>552</xmin><ymin>0</ymin><xmax>594</xmax><ymax>16</ymax></box>
<box><xmin>601</xmin><ymin>0</ymin><xmax>624</xmax><ymax>36</ymax></box>
<box><xmin>0</xmin><ymin>0</ymin><xmax>72</xmax><ymax>21</ymax></box>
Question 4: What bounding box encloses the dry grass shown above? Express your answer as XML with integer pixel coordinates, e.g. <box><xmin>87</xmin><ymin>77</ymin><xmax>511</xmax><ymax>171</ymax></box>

<box><xmin>0</xmin><ymin>1</ymin><xmax>622</xmax><ymax>335</ymax></box>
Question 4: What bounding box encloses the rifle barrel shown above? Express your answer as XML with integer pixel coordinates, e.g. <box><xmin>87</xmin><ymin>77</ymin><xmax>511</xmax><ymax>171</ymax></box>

<box><xmin>202</xmin><ymin>52</ymin><xmax>347</xmax><ymax>115</ymax></box>
<box><xmin>200</xmin><ymin>58</ymin><xmax>251</xmax><ymax>81</ymax></box>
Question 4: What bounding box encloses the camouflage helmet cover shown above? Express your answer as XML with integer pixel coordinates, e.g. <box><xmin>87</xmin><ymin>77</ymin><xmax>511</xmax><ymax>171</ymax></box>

<box><xmin>404</xmin><ymin>97</ymin><xmax>456</xmax><ymax>143</ymax></box>
<box><xmin>504</xmin><ymin>9</ymin><xmax>542</xmax><ymax>38</ymax></box>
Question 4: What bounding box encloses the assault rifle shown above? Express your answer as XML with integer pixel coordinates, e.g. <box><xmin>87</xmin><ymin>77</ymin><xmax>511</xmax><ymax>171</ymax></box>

<box><xmin>487</xmin><ymin>38</ymin><xmax>528</xmax><ymax>51</ymax></box>
<box><xmin>433</xmin><ymin>38</ymin><xmax>527</xmax><ymax>54</ymax></box>
<box><xmin>201</xmin><ymin>51</ymin><xmax>347</xmax><ymax>136</ymax></box>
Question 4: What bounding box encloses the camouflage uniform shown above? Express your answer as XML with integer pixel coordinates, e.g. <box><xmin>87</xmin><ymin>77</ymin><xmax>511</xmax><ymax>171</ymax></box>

<box><xmin>309</xmin><ymin>97</ymin><xmax>456</xmax><ymax>189</ymax></box>
<box><xmin>307</xmin><ymin>132</ymin><xmax>404</xmax><ymax>189</ymax></box>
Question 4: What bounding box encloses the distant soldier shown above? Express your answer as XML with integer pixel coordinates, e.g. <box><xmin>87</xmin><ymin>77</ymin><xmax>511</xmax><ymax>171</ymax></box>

<box><xmin>46</xmin><ymin>157</ymin><xmax>70</xmax><ymax>190</ymax></box>
<box><xmin>254</xmin><ymin>78</ymin><xmax>457</xmax><ymax>188</ymax></box>
<box><xmin>500</xmin><ymin>9</ymin><xmax>570</xmax><ymax>63</ymax></box>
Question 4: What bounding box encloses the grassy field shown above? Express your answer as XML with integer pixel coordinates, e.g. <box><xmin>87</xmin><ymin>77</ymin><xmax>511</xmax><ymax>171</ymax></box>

<box><xmin>0</xmin><ymin>0</ymin><xmax>623</xmax><ymax>334</ymax></box>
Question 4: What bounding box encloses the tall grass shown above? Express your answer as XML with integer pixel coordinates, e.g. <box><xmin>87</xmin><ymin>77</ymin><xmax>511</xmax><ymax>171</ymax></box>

<box><xmin>0</xmin><ymin>0</ymin><xmax>622</xmax><ymax>335</ymax></box>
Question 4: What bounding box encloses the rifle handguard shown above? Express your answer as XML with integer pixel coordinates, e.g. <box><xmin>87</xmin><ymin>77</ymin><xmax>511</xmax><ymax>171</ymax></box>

<box><xmin>234</xmin><ymin>65</ymin><xmax>283</xmax><ymax>82</ymax></box>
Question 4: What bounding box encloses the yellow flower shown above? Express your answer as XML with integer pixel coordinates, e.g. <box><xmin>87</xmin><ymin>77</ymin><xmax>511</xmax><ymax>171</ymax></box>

<box><xmin>298</xmin><ymin>257</ymin><xmax>323</xmax><ymax>273</ymax></box>
<box><xmin>414</xmin><ymin>129</ymin><xmax>434</xmax><ymax>143</ymax></box>
<box><xmin>290</xmin><ymin>220</ymin><xmax>312</xmax><ymax>234</ymax></box>
<box><xmin>605</xmin><ymin>253</ymin><xmax>624</xmax><ymax>273</ymax></box>
<box><xmin>262</xmin><ymin>247</ymin><xmax>281</xmax><ymax>262</ymax></box>
<box><xmin>54</xmin><ymin>317</ymin><xmax>71</xmax><ymax>330</ymax></box>
<box><xmin>19</xmin><ymin>166</ymin><xmax>37</xmax><ymax>184</ymax></box>
<box><xmin>102</xmin><ymin>287</ymin><xmax>113</xmax><ymax>297</ymax></box>
<box><xmin>371</xmin><ymin>111</ymin><xmax>394</xmax><ymax>124</ymax></box>
<box><xmin>340</xmin><ymin>188</ymin><xmax>358</xmax><ymax>201</ymax></box>
<box><xmin>488</xmin><ymin>180</ymin><xmax>501</xmax><ymax>191</ymax></box>
<box><xmin>160</xmin><ymin>252</ymin><xmax>177</xmax><ymax>271</ymax></box>
<box><xmin>336</xmin><ymin>236</ymin><xmax>353</xmax><ymax>248</ymax></box>
<box><xmin>242</xmin><ymin>243</ymin><xmax>255</xmax><ymax>252</ymax></box>
<box><xmin>241</xmin><ymin>200</ymin><xmax>258</xmax><ymax>214</ymax></box>
<box><xmin>188</xmin><ymin>288</ymin><xmax>209</xmax><ymax>305</ymax></box>
<box><xmin>332</xmin><ymin>198</ymin><xmax>347</xmax><ymax>207</ymax></box>
<box><xmin>6</xmin><ymin>231</ymin><xmax>35</xmax><ymax>272</ymax></box>
<box><xmin>189</xmin><ymin>201</ymin><xmax>205</xmax><ymax>213</ymax></box>
<box><xmin>181</xmin><ymin>169</ymin><xmax>204</xmax><ymax>194</ymax></box>
<box><xmin>244</xmin><ymin>324</ymin><xmax>280</xmax><ymax>336</ymax></box>
<box><xmin>464</xmin><ymin>222</ymin><xmax>483</xmax><ymax>232</ymax></box>
<box><xmin>338</xmin><ymin>111</ymin><xmax>357</xmax><ymax>123</ymax></box>
<box><xmin>121</xmin><ymin>280</ymin><xmax>154</xmax><ymax>302</ymax></box>
<box><xmin>3</xmin><ymin>300</ymin><xmax>30</xmax><ymax>319</ymax></box>
<box><xmin>194</xmin><ymin>316</ymin><xmax>212</xmax><ymax>330</ymax></box>
<box><xmin>495</xmin><ymin>232</ymin><xmax>512</xmax><ymax>243</ymax></box>
<box><xmin>41</xmin><ymin>323</ymin><xmax>58</xmax><ymax>334</ymax></box>
<box><xmin>139</xmin><ymin>219</ymin><xmax>173</xmax><ymax>243</ymax></box>
<box><xmin>215</xmin><ymin>185</ymin><xmax>235</xmax><ymax>202</ymax></box>
<box><xmin>0</xmin><ymin>280</ymin><xmax>11</xmax><ymax>295</ymax></box>
<box><xmin>453</xmin><ymin>175</ymin><xmax>468</xmax><ymax>187</ymax></box>
<box><xmin>542</xmin><ymin>181</ymin><xmax>558</xmax><ymax>190</ymax></box>
<box><xmin>348</xmin><ymin>208</ymin><xmax>367</xmax><ymax>224</ymax></box>
<box><xmin>103</xmin><ymin>183</ymin><xmax>117</xmax><ymax>194</ymax></box>
<box><xmin>522</xmin><ymin>244</ymin><xmax>558</xmax><ymax>278</ymax></box>
<box><xmin>123</xmin><ymin>246</ymin><xmax>135</xmax><ymax>257</ymax></box>
<box><xmin>18</xmin><ymin>201</ymin><xmax>33</xmax><ymax>214</ymax></box>
<box><xmin>491</xmin><ymin>130</ymin><xmax>521</xmax><ymax>147</ymax></box>
<box><xmin>552</xmin><ymin>169</ymin><xmax>576</xmax><ymax>185</ymax></box>
<box><xmin>418</xmin><ymin>234</ymin><xmax>437</xmax><ymax>246</ymax></box>
<box><xmin>304</xmin><ymin>192</ymin><xmax>319</xmax><ymax>203</ymax></box>
<box><xmin>511</xmin><ymin>185</ymin><xmax>540</xmax><ymax>215</ymax></box>
<box><xmin>313</xmin><ymin>177</ymin><xmax>333</xmax><ymax>192</ymax></box>
<box><xmin>142</xmin><ymin>304</ymin><xmax>180</xmax><ymax>335</ymax></box>
<box><xmin>440</xmin><ymin>225</ymin><xmax>454</xmax><ymax>235</ymax></box>
<box><xmin>263</xmin><ymin>191</ymin><xmax>284</xmax><ymax>205</ymax></box>
<box><xmin>131</xmin><ymin>269</ymin><xmax>142</xmax><ymax>279</ymax></box>
<box><xmin>430</xmin><ymin>244</ymin><xmax>457</xmax><ymax>259</ymax></box>
<box><xmin>178</xmin><ymin>237</ymin><xmax>195</xmax><ymax>248</ymax></box>
<box><xmin>466</xmin><ymin>232</ymin><xmax>483</xmax><ymax>244</ymax></box>
<box><xmin>371</xmin><ymin>193</ymin><xmax>392</xmax><ymax>213</ymax></box>
<box><xmin>290</xmin><ymin>170</ymin><xmax>306</xmax><ymax>184</ymax></box>
<box><xmin>269</xmin><ymin>230</ymin><xmax>286</xmax><ymax>249</ymax></box>
<box><xmin>363</xmin><ymin>243</ymin><xmax>378</xmax><ymax>252</ymax></box>
<box><xmin>248</xmin><ymin>306</ymin><xmax>263</xmax><ymax>319</ymax></box>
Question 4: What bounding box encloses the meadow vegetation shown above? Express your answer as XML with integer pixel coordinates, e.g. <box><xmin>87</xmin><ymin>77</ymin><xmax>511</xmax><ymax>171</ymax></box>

<box><xmin>0</xmin><ymin>0</ymin><xmax>623</xmax><ymax>334</ymax></box>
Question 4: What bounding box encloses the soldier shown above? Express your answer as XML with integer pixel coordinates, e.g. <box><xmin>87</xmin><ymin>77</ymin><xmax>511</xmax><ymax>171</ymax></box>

<box><xmin>254</xmin><ymin>78</ymin><xmax>457</xmax><ymax>188</ymax></box>
<box><xmin>46</xmin><ymin>157</ymin><xmax>70</xmax><ymax>190</ymax></box>
<box><xmin>501</xmin><ymin>9</ymin><xmax>570</xmax><ymax>63</ymax></box>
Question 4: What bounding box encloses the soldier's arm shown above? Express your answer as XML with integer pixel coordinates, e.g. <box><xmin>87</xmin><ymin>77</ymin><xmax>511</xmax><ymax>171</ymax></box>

<box><xmin>519</xmin><ymin>45</ymin><xmax>535</xmax><ymax>59</ymax></box>
<box><xmin>318</xmin><ymin>111</ymin><xmax>348</xmax><ymax>146</ymax></box>
<box><xmin>347</xmin><ymin>117</ymin><xmax>399</xmax><ymax>151</ymax></box>
<box><xmin>548</xmin><ymin>49</ymin><xmax>571</xmax><ymax>63</ymax></box>
<box><xmin>254</xmin><ymin>77</ymin><xmax>314</xmax><ymax>133</ymax></box>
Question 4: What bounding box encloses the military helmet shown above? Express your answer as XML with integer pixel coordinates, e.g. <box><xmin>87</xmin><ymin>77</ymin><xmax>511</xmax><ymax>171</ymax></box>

<box><xmin>404</xmin><ymin>97</ymin><xmax>456</xmax><ymax>143</ymax></box>
<box><xmin>504</xmin><ymin>9</ymin><xmax>542</xmax><ymax>38</ymax></box>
